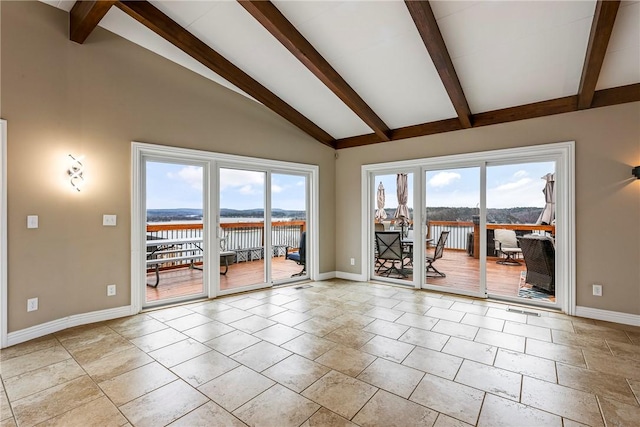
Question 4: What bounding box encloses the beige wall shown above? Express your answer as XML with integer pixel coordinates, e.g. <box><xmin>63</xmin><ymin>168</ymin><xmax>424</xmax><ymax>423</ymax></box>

<box><xmin>1</xmin><ymin>1</ymin><xmax>336</xmax><ymax>332</ymax></box>
<box><xmin>336</xmin><ymin>102</ymin><xmax>640</xmax><ymax>315</ymax></box>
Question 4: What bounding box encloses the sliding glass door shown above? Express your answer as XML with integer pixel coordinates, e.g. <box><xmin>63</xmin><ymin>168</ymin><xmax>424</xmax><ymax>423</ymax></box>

<box><xmin>218</xmin><ymin>167</ymin><xmax>267</xmax><ymax>292</ymax></box>
<box><xmin>486</xmin><ymin>161</ymin><xmax>557</xmax><ymax>307</ymax></box>
<box><xmin>144</xmin><ymin>160</ymin><xmax>207</xmax><ymax>308</ymax></box>
<box><xmin>133</xmin><ymin>143</ymin><xmax>319</xmax><ymax>312</ymax></box>
<box><xmin>371</xmin><ymin>172</ymin><xmax>414</xmax><ymax>285</ymax></box>
<box><xmin>424</xmin><ymin>167</ymin><xmax>482</xmax><ymax>297</ymax></box>
<box><xmin>364</xmin><ymin>143</ymin><xmax>571</xmax><ymax>311</ymax></box>
<box><xmin>271</xmin><ymin>173</ymin><xmax>308</xmax><ymax>284</ymax></box>
<box><xmin>217</xmin><ymin>166</ymin><xmax>312</xmax><ymax>294</ymax></box>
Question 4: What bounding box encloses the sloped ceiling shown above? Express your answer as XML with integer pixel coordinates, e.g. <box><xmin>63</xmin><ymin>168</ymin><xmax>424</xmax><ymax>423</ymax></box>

<box><xmin>43</xmin><ymin>1</ymin><xmax>640</xmax><ymax>149</ymax></box>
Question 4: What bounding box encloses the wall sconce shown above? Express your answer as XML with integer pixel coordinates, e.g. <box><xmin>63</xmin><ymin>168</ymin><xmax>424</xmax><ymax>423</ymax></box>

<box><xmin>68</xmin><ymin>154</ymin><xmax>84</xmax><ymax>191</ymax></box>
<box><xmin>633</xmin><ymin>166</ymin><xmax>640</xmax><ymax>180</ymax></box>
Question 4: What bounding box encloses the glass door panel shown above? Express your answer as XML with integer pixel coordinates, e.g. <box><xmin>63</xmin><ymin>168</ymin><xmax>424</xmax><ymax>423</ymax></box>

<box><xmin>271</xmin><ymin>173</ymin><xmax>308</xmax><ymax>283</ymax></box>
<box><xmin>424</xmin><ymin>167</ymin><xmax>482</xmax><ymax>296</ymax></box>
<box><xmin>219</xmin><ymin>168</ymin><xmax>266</xmax><ymax>291</ymax></box>
<box><xmin>145</xmin><ymin>161</ymin><xmax>206</xmax><ymax>307</ymax></box>
<box><xmin>372</xmin><ymin>172</ymin><xmax>413</xmax><ymax>284</ymax></box>
<box><xmin>486</xmin><ymin>162</ymin><xmax>557</xmax><ymax>305</ymax></box>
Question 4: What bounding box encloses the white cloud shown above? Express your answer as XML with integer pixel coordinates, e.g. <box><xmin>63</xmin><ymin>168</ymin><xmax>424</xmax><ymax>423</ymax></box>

<box><xmin>514</xmin><ymin>170</ymin><xmax>528</xmax><ymax>178</ymax></box>
<box><xmin>272</xmin><ymin>184</ymin><xmax>283</xmax><ymax>193</ymax></box>
<box><xmin>488</xmin><ymin>178</ymin><xmax>546</xmax><ymax>208</ymax></box>
<box><xmin>495</xmin><ymin>178</ymin><xmax>532</xmax><ymax>191</ymax></box>
<box><xmin>167</xmin><ymin>166</ymin><xmax>202</xmax><ymax>191</ymax></box>
<box><xmin>239</xmin><ymin>185</ymin><xmax>256</xmax><ymax>195</ymax></box>
<box><xmin>220</xmin><ymin>169</ymin><xmax>264</xmax><ymax>191</ymax></box>
<box><xmin>428</xmin><ymin>171</ymin><xmax>461</xmax><ymax>188</ymax></box>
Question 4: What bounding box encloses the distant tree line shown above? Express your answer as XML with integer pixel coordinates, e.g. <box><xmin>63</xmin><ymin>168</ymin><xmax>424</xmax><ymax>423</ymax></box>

<box><xmin>380</xmin><ymin>207</ymin><xmax>543</xmax><ymax>224</ymax></box>
<box><xmin>147</xmin><ymin>208</ymin><xmax>306</xmax><ymax>222</ymax></box>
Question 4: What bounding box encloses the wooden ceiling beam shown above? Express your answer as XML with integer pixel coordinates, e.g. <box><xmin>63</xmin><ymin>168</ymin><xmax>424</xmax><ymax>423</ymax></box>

<box><xmin>70</xmin><ymin>0</ymin><xmax>116</xmax><ymax>44</ymax></box>
<box><xmin>405</xmin><ymin>0</ymin><xmax>473</xmax><ymax>129</ymax></box>
<box><xmin>591</xmin><ymin>83</ymin><xmax>640</xmax><ymax>108</ymax></box>
<box><xmin>115</xmin><ymin>1</ymin><xmax>335</xmax><ymax>147</ymax></box>
<box><xmin>238</xmin><ymin>1</ymin><xmax>391</xmax><ymax>142</ymax></box>
<box><xmin>577</xmin><ymin>0</ymin><xmax>620</xmax><ymax>110</ymax></box>
<box><xmin>472</xmin><ymin>97</ymin><xmax>577</xmax><ymax>128</ymax></box>
<box><xmin>335</xmin><ymin>83</ymin><xmax>640</xmax><ymax>149</ymax></box>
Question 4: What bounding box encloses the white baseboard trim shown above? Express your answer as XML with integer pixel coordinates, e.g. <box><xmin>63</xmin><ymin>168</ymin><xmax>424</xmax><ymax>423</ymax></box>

<box><xmin>575</xmin><ymin>306</ymin><xmax>640</xmax><ymax>326</ymax></box>
<box><xmin>6</xmin><ymin>305</ymin><xmax>134</xmax><ymax>347</ymax></box>
<box><xmin>335</xmin><ymin>271</ymin><xmax>367</xmax><ymax>282</ymax></box>
<box><xmin>317</xmin><ymin>271</ymin><xmax>336</xmax><ymax>281</ymax></box>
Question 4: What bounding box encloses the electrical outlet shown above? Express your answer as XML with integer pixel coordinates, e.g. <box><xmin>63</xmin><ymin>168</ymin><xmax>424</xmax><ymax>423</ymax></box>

<box><xmin>350</xmin><ymin>258</ymin><xmax>355</xmax><ymax>266</ymax></box>
<box><xmin>592</xmin><ymin>284</ymin><xmax>603</xmax><ymax>296</ymax></box>
<box><xmin>27</xmin><ymin>297</ymin><xmax>38</xmax><ymax>312</ymax></box>
<box><xmin>107</xmin><ymin>284</ymin><xmax>116</xmax><ymax>296</ymax></box>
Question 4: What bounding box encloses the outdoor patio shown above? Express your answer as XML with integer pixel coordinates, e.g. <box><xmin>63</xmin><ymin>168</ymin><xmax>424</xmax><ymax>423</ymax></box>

<box><xmin>147</xmin><ymin>247</ymin><xmax>554</xmax><ymax>304</ymax></box>
<box><xmin>146</xmin><ymin>255</ymin><xmax>304</xmax><ymax>302</ymax></box>
<box><xmin>373</xmin><ymin>248</ymin><xmax>554</xmax><ymax>302</ymax></box>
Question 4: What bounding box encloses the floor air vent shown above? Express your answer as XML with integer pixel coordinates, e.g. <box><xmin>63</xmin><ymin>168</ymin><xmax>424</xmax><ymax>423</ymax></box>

<box><xmin>506</xmin><ymin>307</ymin><xmax>541</xmax><ymax>317</ymax></box>
<box><xmin>294</xmin><ymin>285</ymin><xmax>313</xmax><ymax>290</ymax></box>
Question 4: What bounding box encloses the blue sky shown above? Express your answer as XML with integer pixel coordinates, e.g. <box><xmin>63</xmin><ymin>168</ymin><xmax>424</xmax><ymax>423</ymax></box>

<box><xmin>375</xmin><ymin>161</ymin><xmax>555</xmax><ymax>212</ymax></box>
<box><xmin>146</xmin><ymin>162</ymin><xmax>306</xmax><ymax>210</ymax></box>
<box><xmin>147</xmin><ymin>160</ymin><xmax>554</xmax><ymax>211</ymax></box>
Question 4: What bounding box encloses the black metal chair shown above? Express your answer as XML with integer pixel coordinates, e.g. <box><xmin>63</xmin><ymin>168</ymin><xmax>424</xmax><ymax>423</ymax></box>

<box><xmin>286</xmin><ymin>231</ymin><xmax>306</xmax><ymax>277</ymax></box>
<box><xmin>375</xmin><ymin>231</ymin><xmax>406</xmax><ymax>277</ymax></box>
<box><xmin>519</xmin><ymin>234</ymin><xmax>555</xmax><ymax>293</ymax></box>
<box><xmin>426</xmin><ymin>231</ymin><xmax>450</xmax><ymax>277</ymax></box>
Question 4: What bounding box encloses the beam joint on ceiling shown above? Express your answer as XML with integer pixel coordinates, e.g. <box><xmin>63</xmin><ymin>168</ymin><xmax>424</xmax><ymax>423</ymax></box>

<box><xmin>70</xmin><ymin>0</ymin><xmax>116</xmax><ymax>44</ymax></box>
<box><xmin>237</xmin><ymin>1</ymin><xmax>391</xmax><ymax>141</ymax></box>
<box><xmin>335</xmin><ymin>83</ymin><xmax>640</xmax><ymax>149</ymax></box>
<box><xmin>577</xmin><ymin>0</ymin><xmax>621</xmax><ymax>110</ymax></box>
<box><xmin>405</xmin><ymin>0</ymin><xmax>473</xmax><ymax>129</ymax></box>
<box><xmin>114</xmin><ymin>1</ymin><xmax>335</xmax><ymax>147</ymax></box>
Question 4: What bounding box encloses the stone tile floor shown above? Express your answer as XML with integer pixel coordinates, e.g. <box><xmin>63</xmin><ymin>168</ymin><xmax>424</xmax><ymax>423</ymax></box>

<box><xmin>1</xmin><ymin>279</ymin><xmax>639</xmax><ymax>426</ymax></box>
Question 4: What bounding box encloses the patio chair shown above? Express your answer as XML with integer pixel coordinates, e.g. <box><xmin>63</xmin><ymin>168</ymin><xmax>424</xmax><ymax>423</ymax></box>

<box><xmin>286</xmin><ymin>231</ymin><xmax>306</xmax><ymax>277</ymax></box>
<box><xmin>375</xmin><ymin>231</ymin><xmax>407</xmax><ymax>277</ymax></box>
<box><xmin>426</xmin><ymin>231</ymin><xmax>449</xmax><ymax>277</ymax></box>
<box><xmin>493</xmin><ymin>229</ymin><xmax>522</xmax><ymax>265</ymax></box>
<box><xmin>519</xmin><ymin>234</ymin><xmax>555</xmax><ymax>293</ymax></box>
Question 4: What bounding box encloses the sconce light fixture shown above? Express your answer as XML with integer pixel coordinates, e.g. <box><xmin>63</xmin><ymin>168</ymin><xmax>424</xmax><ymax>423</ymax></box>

<box><xmin>633</xmin><ymin>166</ymin><xmax>640</xmax><ymax>180</ymax></box>
<box><xmin>68</xmin><ymin>154</ymin><xmax>84</xmax><ymax>191</ymax></box>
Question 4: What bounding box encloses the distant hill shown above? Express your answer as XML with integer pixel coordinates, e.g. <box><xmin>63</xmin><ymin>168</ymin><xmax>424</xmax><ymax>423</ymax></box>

<box><xmin>148</xmin><ymin>207</ymin><xmax>541</xmax><ymax>224</ymax></box>
<box><xmin>147</xmin><ymin>208</ymin><xmax>306</xmax><ymax>222</ymax></box>
<box><xmin>381</xmin><ymin>207</ymin><xmax>543</xmax><ymax>224</ymax></box>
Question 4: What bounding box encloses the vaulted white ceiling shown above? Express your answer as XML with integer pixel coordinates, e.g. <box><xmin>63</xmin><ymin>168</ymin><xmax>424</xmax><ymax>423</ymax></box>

<box><xmin>42</xmin><ymin>1</ymin><xmax>640</xmax><ymax>147</ymax></box>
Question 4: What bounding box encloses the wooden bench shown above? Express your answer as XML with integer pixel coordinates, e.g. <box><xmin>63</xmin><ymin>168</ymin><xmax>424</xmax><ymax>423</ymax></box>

<box><xmin>146</xmin><ymin>238</ymin><xmax>240</xmax><ymax>286</ymax></box>
<box><xmin>146</xmin><ymin>237</ymin><xmax>203</xmax><ymax>287</ymax></box>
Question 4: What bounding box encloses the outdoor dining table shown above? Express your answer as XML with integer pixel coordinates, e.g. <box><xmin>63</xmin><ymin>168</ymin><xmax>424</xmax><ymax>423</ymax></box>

<box><xmin>400</xmin><ymin>237</ymin><xmax>433</xmax><ymax>269</ymax></box>
<box><xmin>146</xmin><ymin>236</ymin><xmax>204</xmax><ymax>287</ymax></box>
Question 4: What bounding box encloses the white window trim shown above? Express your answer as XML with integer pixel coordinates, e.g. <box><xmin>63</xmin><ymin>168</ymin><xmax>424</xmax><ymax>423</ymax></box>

<box><xmin>1</xmin><ymin>120</ymin><xmax>7</xmax><ymax>347</ymax></box>
<box><xmin>362</xmin><ymin>141</ymin><xmax>575</xmax><ymax>315</ymax></box>
<box><xmin>131</xmin><ymin>142</ymin><xmax>319</xmax><ymax>313</ymax></box>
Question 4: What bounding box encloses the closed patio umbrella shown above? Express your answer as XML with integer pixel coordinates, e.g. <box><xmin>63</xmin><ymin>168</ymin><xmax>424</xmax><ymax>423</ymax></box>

<box><xmin>375</xmin><ymin>182</ymin><xmax>387</xmax><ymax>222</ymax></box>
<box><xmin>394</xmin><ymin>173</ymin><xmax>410</xmax><ymax>235</ymax></box>
<box><xmin>536</xmin><ymin>173</ymin><xmax>555</xmax><ymax>225</ymax></box>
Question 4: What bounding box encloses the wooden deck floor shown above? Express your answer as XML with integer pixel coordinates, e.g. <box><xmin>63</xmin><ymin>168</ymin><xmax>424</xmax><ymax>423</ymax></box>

<box><xmin>147</xmin><ymin>250</ymin><xmax>554</xmax><ymax>303</ymax></box>
<box><xmin>374</xmin><ymin>249</ymin><xmax>531</xmax><ymax>297</ymax></box>
<box><xmin>146</xmin><ymin>256</ymin><xmax>303</xmax><ymax>303</ymax></box>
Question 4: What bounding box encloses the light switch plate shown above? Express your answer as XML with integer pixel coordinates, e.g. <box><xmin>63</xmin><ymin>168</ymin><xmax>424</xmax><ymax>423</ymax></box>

<box><xmin>27</xmin><ymin>215</ymin><xmax>38</xmax><ymax>229</ymax></box>
<box><xmin>103</xmin><ymin>215</ymin><xmax>117</xmax><ymax>226</ymax></box>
